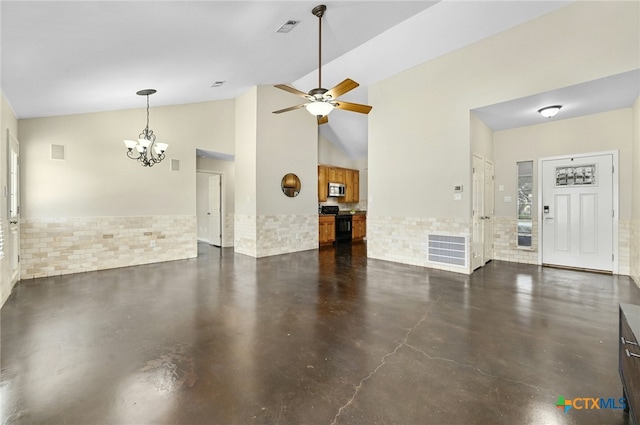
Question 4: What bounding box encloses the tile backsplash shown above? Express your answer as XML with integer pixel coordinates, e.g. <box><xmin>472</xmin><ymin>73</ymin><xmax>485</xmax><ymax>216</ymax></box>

<box><xmin>320</xmin><ymin>198</ymin><xmax>367</xmax><ymax>212</ymax></box>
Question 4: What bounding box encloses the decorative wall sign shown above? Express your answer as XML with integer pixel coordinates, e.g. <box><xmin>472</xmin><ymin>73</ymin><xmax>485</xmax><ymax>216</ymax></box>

<box><xmin>555</xmin><ymin>164</ymin><xmax>596</xmax><ymax>187</ymax></box>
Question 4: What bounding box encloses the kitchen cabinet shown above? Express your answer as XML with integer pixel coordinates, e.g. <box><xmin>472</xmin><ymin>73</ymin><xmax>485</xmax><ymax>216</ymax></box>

<box><xmin>318</xmin><ymin>166</ymin><xmax>328</xmax><ymax>202</ymax></box>
<box><xmin>342</xmin><ymin>169</ymin><xmax>353</xmax><ymax>202</ymax></box>
<box><xmin>352</xmin><ymin>215</ymin><xmax>366</xmax><ymax>241</ymax></box>
<box><xmin>352</xmin><ymin>171</ymin><xmax>359</xmax><ymax>203</ymax></box>
<box><xmin>341</xmin><ymin>169</ymin><xmax>359</xmax><ymax>203</ymax></box>
<box><xmin>319</xmin><ymin>165</ymin><xmax>359</xmax><ymax>203</ymax></box>
<box><xmin>620</xmin><ymin>303</ymin><xmax>640</xmax><ymax>425</ymax></box>
<box><xmin>329</xmin><ymin>167</ymin><xmax>344</xmax><ymax>184</ymax></box>
<box><xmin>319</xmin><ymin>215</ymin><xmax>335</xmax><ymax>245</ymax></box>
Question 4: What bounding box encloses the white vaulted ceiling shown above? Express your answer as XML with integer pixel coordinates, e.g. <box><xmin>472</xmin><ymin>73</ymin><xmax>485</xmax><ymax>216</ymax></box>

<box><xmin>4</xmin><ymin>1</ymin><xmax>633</xmax><ymax>160</ymax></box>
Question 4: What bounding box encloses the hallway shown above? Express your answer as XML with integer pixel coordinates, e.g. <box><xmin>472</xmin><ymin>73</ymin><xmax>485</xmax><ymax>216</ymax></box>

<box><xmin>2</xmin><ymin>242</ymin><xmax>639</xmax><ymax>424</ymax></box>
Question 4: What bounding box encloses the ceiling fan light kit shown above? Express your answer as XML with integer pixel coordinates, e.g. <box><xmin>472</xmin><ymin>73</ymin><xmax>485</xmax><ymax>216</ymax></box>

<box><xmin>272</xmin><ymin>4</ymin><xmax>372</xmax><ymax>125</ymax></box>
<box><xmin>306</xmin><ymin>101</ymin><xmax>334</xmax><ymax>116</ymax></box>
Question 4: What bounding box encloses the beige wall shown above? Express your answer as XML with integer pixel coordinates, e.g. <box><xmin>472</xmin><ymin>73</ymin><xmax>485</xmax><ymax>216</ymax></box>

<box><xmin>234</xmin><ymin>87</ymin><xmax>258</xmax><ymax>218</ymax></box>
<box><xmin>234</xmin><ymin>85</ymin><xmax>318</xmax><ymax>257</ymax></box>
<box><xmin>368</xmin><ymin>1</ymin><xmax>639</xmax><ymax>272</ymax></box>
<box><xmin>493</xmin><ymin>109</ymin><xmax>633</xmax><ymax>218</ymax></box>
<box><xmin>256</xmin><ymin>85</ymin><xmax>318</xmax><ymax>216</ymax></box>
<box><xmin>1</xmin><ymin>92</ymin><xmax>19</xmax><ymax>306</ymax></box>
<box><xmin>369</xmin><ymin>1</ymin><xmax>638</xmax><ymax>219</ymax></box>
<box><xmin>14</xmin><ymin>99</ymin><xmax>234</xmax><ymax>280</ymax></box>
<box><xmin>318</xmin><ymin>134</ymin><xmax>355</xmax><ymax>169</ymax></box>
<box><xmin>470</xmin><ymin>112</ymin><xmax>493</xmax><ymax>163</ymax></box>
<box><xmin>632</xmin><ymin>96</ymin><xmax>640</xmax><ymax>286</ymax></box>
<box><xmin>18</xmin><ymin>100</ymin><xmax>234</xmax><ymax>217</ymax></box>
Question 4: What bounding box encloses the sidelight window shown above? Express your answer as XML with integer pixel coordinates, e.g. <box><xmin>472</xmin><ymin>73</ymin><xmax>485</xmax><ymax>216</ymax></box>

<box><xmin>517</xmin><ymin>161</ymin><xmax>533</xmax><ymax>248</ymax></box>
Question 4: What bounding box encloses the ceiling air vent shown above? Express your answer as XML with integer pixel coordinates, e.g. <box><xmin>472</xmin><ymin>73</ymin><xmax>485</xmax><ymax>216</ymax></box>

<box><xmin>276</xmin><ymin>20</ymin><xmax>300</xmax><ymax>33</ymax></box>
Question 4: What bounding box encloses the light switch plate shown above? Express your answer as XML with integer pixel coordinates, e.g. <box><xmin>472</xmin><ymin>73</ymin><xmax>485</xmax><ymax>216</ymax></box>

<box><xmin>453</xmin><ymin>193</ymin><xmax>462</xmax><ymax>201</ymax></box>
<box><xmin>504</xmin><ymin>196</ymin><xmax>512</xmax><ymax>203</ymax></box>
<box><xmin>498</xmin><ymin>184</ymin><xmax>504</xmax><ymax>192</ymax></box>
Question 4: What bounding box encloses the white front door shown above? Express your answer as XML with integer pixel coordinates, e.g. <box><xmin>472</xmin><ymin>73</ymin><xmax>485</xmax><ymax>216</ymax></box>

<box><xmin>208</xmin><ymin>174</ymin><xmax>222</xmax><ymax>247</ymax></box>
<box><xmin>471</xmin><ymin>155</ymin><xmax>484</xmax><ymax>270</ymax></box>
<box><xmin>483</xmin><ymin>160</ymin><xmax>494</xmax><ymax>264</ymax></box>
<box><xmin>7</xmin><ymin>130</ymin><xmax>20</xmax><ymax>284</ymax></box>
<box><xmin>541</xmin><ymin>153</ymin><xmax>614</xmax><ymax>271</ymax></box>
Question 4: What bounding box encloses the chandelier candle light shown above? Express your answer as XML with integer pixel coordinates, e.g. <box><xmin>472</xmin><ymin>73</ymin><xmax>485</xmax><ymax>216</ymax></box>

<box><xmin>123</xmin><ymin>89</ymin><xmax>168</xmax><ymax>167</ymax></box>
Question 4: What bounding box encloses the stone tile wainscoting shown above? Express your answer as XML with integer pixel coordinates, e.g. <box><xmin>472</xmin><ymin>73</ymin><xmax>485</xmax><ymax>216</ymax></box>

<box><xmin>223</xmin><ymin>213</ymin><xmax>235</xmax><ymax>247</ymax></box>
<box><xmin>235</xmin><ymin>214</ymin><xmax>317</xmax><ymax>258</ymax></box>
<box><xmin>256</xmin><ymin>214</ymin><xmax>317</xmax><ymax>257</ymax></box>
<box><xmin>234</xmin><ymin>214</ymin><xmax>257</xmax><ymax>257</ymax></box>
<box><xmin>493</xmin><ymin>216</ymin><xmax>632</xmax><ymax>275</ymax></box>
<box><xmin>618</xmin><ymin>219</ymin><xmax>631</xmax><ymax>276</ymax></box>
<box><xmin>367</xmin><ymin>215</ymin><xmax>471</xmax><ymax>274</ymax></box>
<box><xmin>493</xmin><ymin>216</ymin><xmax>538</xmax><ymax>265</ymax></box>
<box><xmin>20</xmin><ymin>216</ymin><xmax>197</xmax><ymax>279</ymax></box>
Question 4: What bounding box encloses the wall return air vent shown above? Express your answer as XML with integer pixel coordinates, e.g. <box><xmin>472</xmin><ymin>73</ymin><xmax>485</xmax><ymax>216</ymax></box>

<box><xmin>427</xmin><ymin>234</ymin><xmax>467</xmax><ymax>267</ymax></box>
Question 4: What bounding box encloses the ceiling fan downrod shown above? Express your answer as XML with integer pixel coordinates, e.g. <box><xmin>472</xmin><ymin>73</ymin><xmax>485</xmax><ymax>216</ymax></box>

<box><xmin>312</xmin><ymin>5</ymin><xmax>326</xmax><ymax>91</ymax></box>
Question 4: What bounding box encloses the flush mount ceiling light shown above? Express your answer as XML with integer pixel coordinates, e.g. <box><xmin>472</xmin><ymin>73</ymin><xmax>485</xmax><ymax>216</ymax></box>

<box><xmin>272</xmin><ymin>4</ymin><xmax>372</xmax><ymax>125</ymax></box>
<box><xmin>538</xmin><ymin>105</ymin><xmax>562</xmax><ymax>118</ymax></box>
<box><xmin>123</xmin><ymin>89</ymin><xmax>168</xmax><ymax>167</ymax></box>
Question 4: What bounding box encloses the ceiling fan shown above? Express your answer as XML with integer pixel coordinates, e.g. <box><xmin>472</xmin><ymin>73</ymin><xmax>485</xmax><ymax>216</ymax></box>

<box><xmin>272</xmin><ymin>4</ymin><xmax>372</xmax><ymax>125</ymax></box>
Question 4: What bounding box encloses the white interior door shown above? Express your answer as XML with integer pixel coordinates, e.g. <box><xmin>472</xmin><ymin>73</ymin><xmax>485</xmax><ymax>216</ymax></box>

<box><xmin>472</xmin><ymin>155</ymin><xmax>484</xmax><ymax>270</ymax></box>
<box><xmin>208</xmin><ymin>174</ymin><xmax>222</xmax><ymax>247</ymax></box>
<box><xmin>483</xmin><ymin>160</ymin><xmax>494</xmax><ymax>264</ymax></box>
<box><xmin>7</xmin><ymin>130</ymin><xmax>20</xmax><ymax>284</ymax></box>
<box><xmin>541</xmin><ymin>153</ymin><xmax>614</xmax><ymax>271</ymax></box>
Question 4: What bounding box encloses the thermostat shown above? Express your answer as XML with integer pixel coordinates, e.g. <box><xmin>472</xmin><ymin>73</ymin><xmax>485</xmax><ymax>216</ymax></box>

<box><xmin>454</xmin><ymin>185</ymin><xmax>463</xmax><ymax>193</ymax></box>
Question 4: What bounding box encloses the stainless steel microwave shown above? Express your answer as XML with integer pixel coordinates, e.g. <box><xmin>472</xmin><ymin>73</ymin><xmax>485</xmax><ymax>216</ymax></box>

<box><xmin>328</xmin><ymin>182</ymin><xmax>345</xmax><ymax>197</ymax></box>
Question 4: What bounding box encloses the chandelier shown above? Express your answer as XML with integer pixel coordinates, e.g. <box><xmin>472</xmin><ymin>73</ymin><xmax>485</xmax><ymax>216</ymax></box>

<box><xmin>123</xmin><ymin>89</ymin><xmax>168</xmax><ymax>167</ymax></box>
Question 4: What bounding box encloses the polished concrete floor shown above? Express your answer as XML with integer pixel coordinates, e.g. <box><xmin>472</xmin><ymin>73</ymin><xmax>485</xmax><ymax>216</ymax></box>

<box><xmin>2</xmin><ymin>242</ymin><xmax>640</xmax><ymax>425</ymax></box>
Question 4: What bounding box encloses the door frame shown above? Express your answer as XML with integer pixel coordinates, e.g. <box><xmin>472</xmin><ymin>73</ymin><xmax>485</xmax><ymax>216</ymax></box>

<box><xmin>208</xmin><ymin>174</ymin><xmax>222</xmax><ymax>247</ymax></box>
<box><xmin>472</xmin><ymin>153</ymin><xmax>494</xmax><ymax>270</ymax></box>
<box><xmin>6</xmin><ymin>129</ymin><xmax>20</xmax><ymax>285</ymax></box>
<box><xmin>472</xmin><ymin>154</ymin><xmax>484</xmax><ymax>270</ymax></box>
<box><xmin>537</xmin><ymin>150</ymin><xmax>619</xmax><ymax>274</ymax></box>
<box><xmin>196</xmin><ymin>169</ymin><xmax>225</xmax><ymax>247</ymax></box>
<box><xmin>483</xmin><ymin>159</ymin><xmax>494</xmax><ymax>264</ymax></box>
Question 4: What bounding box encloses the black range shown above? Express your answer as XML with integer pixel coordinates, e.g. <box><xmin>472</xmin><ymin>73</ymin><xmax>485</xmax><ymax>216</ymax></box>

<box><xmin>320</xmin><ymin>205</ymin><xmax>352</xmax><ymax>243</ymax></box>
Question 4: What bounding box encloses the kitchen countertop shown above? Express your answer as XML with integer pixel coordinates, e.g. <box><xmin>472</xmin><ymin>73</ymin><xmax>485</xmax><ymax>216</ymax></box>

<box><xmin>319</xmin><ymin>211</ymin><xmax>367</xmax><ymax>216</ymax></box>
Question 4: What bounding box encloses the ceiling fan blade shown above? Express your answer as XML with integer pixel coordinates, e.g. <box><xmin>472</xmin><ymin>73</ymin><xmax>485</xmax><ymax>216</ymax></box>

<box><xmin>317</xmin><ymin>115</ymin><xmax>329</xmax><ymax>125</ymax></box>
<box><xmin>334</xmin><ymin>101</ymin><xmax>372</xmax><ymax>114</ymax></box>
<box><xmin>325</xmin><ymin>78</ymin><xmax>359</xmax><ymax>99</ymax></box>
<box><xmin>274</xmin><ymin>84</ymin><xmax>309</xmax><ymax>98</ymax></box>
<box><xmin>272</xmin><ymin>104</ymin><xmax>307</xmax><ymax>114</ymax></box>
